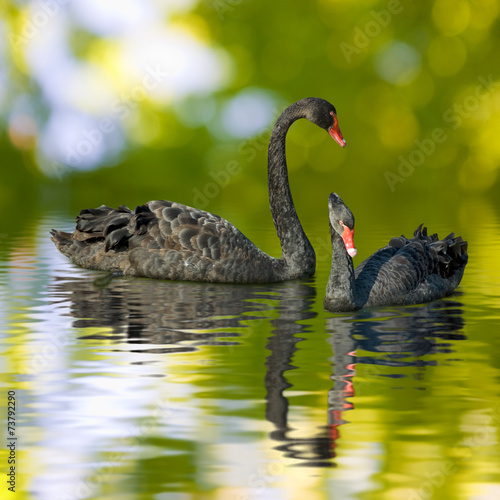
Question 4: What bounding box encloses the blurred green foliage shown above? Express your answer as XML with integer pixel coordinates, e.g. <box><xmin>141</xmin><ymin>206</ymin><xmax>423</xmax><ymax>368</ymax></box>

<box><xmin>0</xmin><ymin>0</ymin><xmax>499</xmax><ymax>225</ymax></box>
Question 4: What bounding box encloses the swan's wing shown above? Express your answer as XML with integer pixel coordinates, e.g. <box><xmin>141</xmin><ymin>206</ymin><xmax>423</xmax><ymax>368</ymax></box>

<box><xmin>354</xmin><ymin>225</ymin><xmax>468</xmax><ymax>306</ymax></box>
<box><xmin>353</xmin><ymin>245</ymin><xmax>397</xmax><ymax>278</ymax></box>
<box><xmin>74</xmin><ymin>200</ymin><xmax>258</xmax><ymax>259</ymax></box>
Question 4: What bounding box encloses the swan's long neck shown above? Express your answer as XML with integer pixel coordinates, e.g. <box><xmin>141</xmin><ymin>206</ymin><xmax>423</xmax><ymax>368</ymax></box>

<box><xmin>324</xmin><ymin>228</ymin><xmax>356</xmax><ymax>312</ymax></box>
<box><xmin>268</xmin><ymin>102</ymin><xmax>315</xmax><ymax>278</ymax></box>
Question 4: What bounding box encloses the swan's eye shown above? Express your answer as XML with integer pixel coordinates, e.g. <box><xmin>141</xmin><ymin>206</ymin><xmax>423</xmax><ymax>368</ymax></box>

<box><xmin>339</xmin><ymin>220</ymin><xmax>344</xmax><ymax>226</ymax></box>
<box><xmin>329</xmin><ymin>111</ymin><xmax>335</xmax><ymax>116</ymax></box>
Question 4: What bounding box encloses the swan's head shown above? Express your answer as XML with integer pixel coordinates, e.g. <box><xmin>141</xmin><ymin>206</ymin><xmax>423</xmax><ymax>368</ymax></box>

<box><xmin>328</xmin><ymin>193</ymin><xmax>357</xmax><ymax>258</ymax></box>
<box><xmin>304</xmin><ymin>98</ymin><xmax>346</xmax><ymax>148</ymax></box>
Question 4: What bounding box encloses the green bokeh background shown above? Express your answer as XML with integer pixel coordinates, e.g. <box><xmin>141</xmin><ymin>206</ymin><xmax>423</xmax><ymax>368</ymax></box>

<box><xmin>1</xmin><ymin>0</ymin><xmax>499</xmax><ymax>232</ymax></box>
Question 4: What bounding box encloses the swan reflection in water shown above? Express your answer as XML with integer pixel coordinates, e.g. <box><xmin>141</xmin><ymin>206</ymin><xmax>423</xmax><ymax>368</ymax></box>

<box><xmin>51</xmin><ymin>274</ymin><xmax>466</xmax><ymax>467</ymax></box>
<box><xmin>264</xmin><ymin>290</ymin><xmax>466</xmax><ymax>467</ymax></box>
<box><xmin>51</xmin><ymin>274</ymin><xmax>279</xmax><ymax>352</ymax></box>
<box><xmin>326</xmin><ymin>300</ymin><xmax>466</xmax><ymax>458</ymax></box>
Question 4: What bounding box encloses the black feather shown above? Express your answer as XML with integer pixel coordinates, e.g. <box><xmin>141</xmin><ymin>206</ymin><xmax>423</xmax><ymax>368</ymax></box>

<box><xmin>105</xmin><ymin>227</ymin><xmax>131</xmax><ymax>252</ymax></box>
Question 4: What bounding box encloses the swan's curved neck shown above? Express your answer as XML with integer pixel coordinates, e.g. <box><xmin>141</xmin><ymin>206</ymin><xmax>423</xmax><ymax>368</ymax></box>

<box><xmin>268</xmin><ymin>102</ymin><xmax>315</xmax><ymax>278</ymax></box>
<box><xmin>324</xmin><ymin>228</ymin><xmax>356</xmax><ymax>312</ymax></box>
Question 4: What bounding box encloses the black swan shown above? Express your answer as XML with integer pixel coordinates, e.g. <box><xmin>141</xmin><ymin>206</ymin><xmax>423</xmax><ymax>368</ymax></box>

<box><xmin>324</xmin><ymin>193</ymin><xmax>468</xmax><ymax>312</ymax></box>
<box><xmin>51</xmin><ymin>98</ymin><xmax>346</xmax><ymax>283</ymax></box>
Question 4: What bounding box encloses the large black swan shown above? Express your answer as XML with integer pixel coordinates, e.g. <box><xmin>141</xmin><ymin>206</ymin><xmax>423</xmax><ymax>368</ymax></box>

<box><xmin>51</xmin><ymin>98</ymin><xmax>346</xmax><ymax>283</ymax></box>
<box><xmin>324</xmin><ymin>193</ymin><xmax>468</xmax><ymax>312</ymax></box>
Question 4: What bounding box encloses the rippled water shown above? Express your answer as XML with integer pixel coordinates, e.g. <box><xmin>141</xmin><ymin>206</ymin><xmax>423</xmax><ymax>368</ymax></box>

<box><xmin>2</xmin><ymin>208</ymin><xmax>500</xmax><ymax>500</ymax></box>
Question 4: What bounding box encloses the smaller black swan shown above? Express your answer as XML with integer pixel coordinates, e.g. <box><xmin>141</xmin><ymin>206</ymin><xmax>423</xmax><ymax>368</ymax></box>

<box><xmin>324</xmin><ymin>193</ymin><xmax>468</xmax><ymax>312</ymax></box>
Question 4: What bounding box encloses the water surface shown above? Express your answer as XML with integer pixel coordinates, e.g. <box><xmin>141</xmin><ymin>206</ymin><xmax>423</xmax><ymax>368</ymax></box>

<box><xmin>1</xmin><ymin>207</ymin><xmax>500</xmax><ymax>500</ymax></box>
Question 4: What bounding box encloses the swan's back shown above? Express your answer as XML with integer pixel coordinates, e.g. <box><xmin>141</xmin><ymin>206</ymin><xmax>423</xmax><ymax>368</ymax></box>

<box><xmin>51</xmin><ymin>201</ymin><xmax>283</xmax><ymax>283</ymax></box>
<box><xmin>354</xmin><ymin>225</ymin><xmax>468</xmax><ymax>308</ymax></box>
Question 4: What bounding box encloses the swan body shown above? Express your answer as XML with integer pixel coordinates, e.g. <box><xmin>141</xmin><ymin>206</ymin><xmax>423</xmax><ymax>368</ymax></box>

<box><xmin>51</xmin><ymin>98</ymin><xmax>346</xmax><ymax>284</ymax></box>
<box><xmin>324</xmin><ymin>193</ymin><xmax>468</xmax><ymax>312</ymax></box>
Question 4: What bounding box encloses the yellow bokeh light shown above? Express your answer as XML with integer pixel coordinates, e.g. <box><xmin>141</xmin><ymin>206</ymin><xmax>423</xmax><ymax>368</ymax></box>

<box><xmin>459</xmin><ymin>160</ymin><xmax>497</xmax><ymax>191</ymax></box>
<box><xmin>463</xmin><ymin>85</ymin><xmax>500</xmax><ymax>171</ymax></box>
<box><xmin>87</xmin><ymin>39</ymin><xmax>125</xmax><ymax>88</ymax></box>
<box><xmin>428</xmin><ymin>36</ymin><xmax>467</xmax><ymax>76</ymax></box>
<box><xmin>469</xmin><ymin>0</ymin><xmax>500</xmax><ymax>30</ymax></box>
<box><xmin>432</xmin><ymin>0</ymin><xmax>471</xmax><ymax>36</ymax></box>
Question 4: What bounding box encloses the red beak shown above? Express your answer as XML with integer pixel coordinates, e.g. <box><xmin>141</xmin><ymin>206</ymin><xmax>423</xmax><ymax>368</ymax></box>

<box><xmin>342</xmin><ymin>226</ymin><xmax>357</xmax><ymax>257</ymax></box>
<box><xmin>329</xmin><ymin>115</ymin><xmax>346</xmax><ymax>148</ymax></box>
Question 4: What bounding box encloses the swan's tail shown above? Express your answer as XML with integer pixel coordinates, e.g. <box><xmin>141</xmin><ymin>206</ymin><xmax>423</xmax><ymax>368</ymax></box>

<box><xmin>413</xmin><ymin>224</ymin><xmax>468</xmax><ymax>279</ymax></box>
<box><xmin>389</xmin><ymin>224</ymin><xmax>468</xmax><ymax>280</ymax></box>
<box><xmin>50</xmin><ymin>229</ymin><xmax>74</xmax><ymax>257</ymax></box>
<box><xmin>50</xmin><ymin>204</ymin><xmax>135</xmax><ymax>258</ymax></box>
<box><xmin>51</xmin><ymin>204</ymin><xmax>162</xmax><ymax>261</ymax></box>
